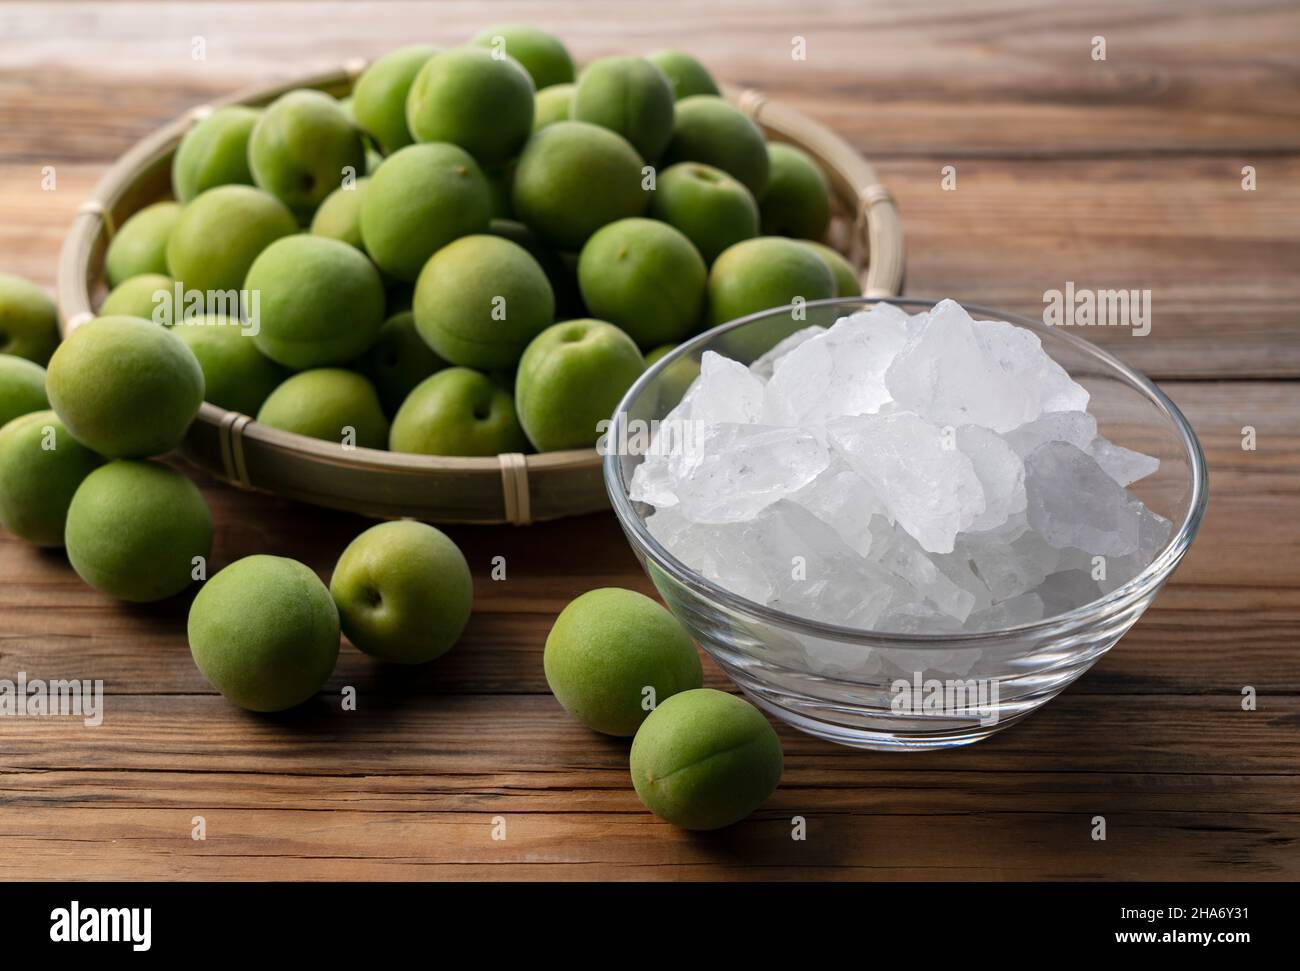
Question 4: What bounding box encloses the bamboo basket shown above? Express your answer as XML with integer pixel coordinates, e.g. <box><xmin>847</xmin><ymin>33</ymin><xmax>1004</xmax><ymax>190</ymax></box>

<box><xmin>57</xmin><ymin>62</ymin><xmax>905</xmax><ymax>525</ymax></box>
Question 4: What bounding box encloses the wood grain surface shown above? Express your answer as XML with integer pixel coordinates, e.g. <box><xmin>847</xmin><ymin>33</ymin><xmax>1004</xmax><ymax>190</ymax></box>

<box><xmin>1</xmin><ymin>0</ymin><xmax>1297</xmax><ymax>881</ymax></box>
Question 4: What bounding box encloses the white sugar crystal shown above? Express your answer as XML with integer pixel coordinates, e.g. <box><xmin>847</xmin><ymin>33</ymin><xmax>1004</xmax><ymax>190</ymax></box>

<box><xmin>1024</xmin><ymin>442</ymin><xmax>1141</xmax><ymax>556</ymax></box>
<box><xmin>762</xmin><ymin>305</ymin><xmax>909</xmax><ymax>426</ymax></box>
<box><xmin>788</xmin><ymin>465</ymin><xmax>888</xmax><ymax>557</ymax></box>
<box><xmin>633</xmin><ymin>299</ymin><xmax>1167</xmax><ymax>636</ymax></box>
<box><xmin>1088</xmin><ymin>436</ymin><xmax>1161</xmax><ymax>486</ymax></box>
<box><xmin>885</xmin><ymin>299</ymin><xmax>1090</xmax><ymax>433</ymax></box>
<box><xmin>1005</xmin><ymin>410</ymin><xmax>1097</xmax><ymax>457</ymax></box>
<box><xmin>683</xmin><ymin>351</ymin><xmax>765</xmax><ymax>425</ymax></box>
<box><xmin>749</xmin><ymin>325</ymin><xmax>826</xmax><ymax>379</ymax></box>
<box><xmin>828</xmin><ymin>412</ymin><xmax>985</xmax><ymax>554</ymax></box>
<box><xmin>673</xmin><ymin>424</ymin><xmax>828</xmax><ymax>524</ymax></box>
<box><xmin>956</xmin><ymin>424</ymin><xmax>1026</xmax><ymax>531</ymax></box>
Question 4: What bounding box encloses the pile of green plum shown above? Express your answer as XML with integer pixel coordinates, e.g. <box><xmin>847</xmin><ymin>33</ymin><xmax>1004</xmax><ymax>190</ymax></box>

<box><xmin>0</xmin><ymin>23</ymin><xmax>806</xmax><ymax>832</ymax></box>
<box><xmin>93</xmin><ymin>23</ymin><xmax>858</xmax><ymax>455</ymax></box>
<box><xmin>0</xmin><ymin>273</ymin><xmax>474</xmax><ymax>705</ymax></box>
<box><xmin>0</xmin><ymin>270</ymin><xmax>781</xmax><ymax>828</ymax></box>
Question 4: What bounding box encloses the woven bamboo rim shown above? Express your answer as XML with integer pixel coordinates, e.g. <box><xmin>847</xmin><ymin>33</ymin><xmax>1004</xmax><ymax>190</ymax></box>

<box><xmin>57</xmin><ymin>64</ymin><xmax>905</xmax><ymax>525</ymax></box>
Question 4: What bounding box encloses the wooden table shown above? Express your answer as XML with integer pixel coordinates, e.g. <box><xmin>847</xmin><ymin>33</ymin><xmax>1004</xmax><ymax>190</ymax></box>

<box><xmin>1</xmin><ymin>0</ymin><xmax>1297</xmax><ymax>881</ymax></box>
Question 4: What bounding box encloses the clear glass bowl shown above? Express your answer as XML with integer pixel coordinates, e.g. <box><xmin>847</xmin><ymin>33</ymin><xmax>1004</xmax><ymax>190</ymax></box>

<box><xmin>604</xmin><ymin>298</ymin><xmax>1208</xmax><ymax>750</ymax></box>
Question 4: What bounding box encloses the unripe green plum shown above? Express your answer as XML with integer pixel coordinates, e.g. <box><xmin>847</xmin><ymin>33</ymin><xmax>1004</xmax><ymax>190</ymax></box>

<box><xmin>105</xmin><ymin>202</ymin><xmax>181</xmax><ymax>288</ymax></box>
<box><xmin>0</xmin><ymin>273</ymin><xmax>59</xmax><ymax>364</ymax></box>
<box><xmin>246</xmin><ymin>234</ymin><xmax>386</xmax><ymax>369</ymax></box>
<box><xmin>171</xmin><ymin>106</ymin><xmax>259</xmax><ymax>202</ymax></box>
<box><xmin>802</xmin><ymin>240</ymin><xmax>861</xmax><ymax>297</ymax></box>
<box><xmin>664</xmin><ymin>96</ymin><xmax>769</xmax><ymax>198</ymax></box>
<box><xmin>577</xmin><ymin>218</ymin><xmax>705</xmax><ymax>347</ymax></box>
<box><xmin>646</xmin><ymin>50</ymin><xmax>720</xmax><ymax>100</ymax></box>
<box><xmin>544</xmin><ymin>587</ymin><xmax>703</xmax><ymax>736</ymax></box>
<box><xmin>310</xmin><ymin>178</ymin><xmax>368</xmax><ymax>252</ymax></box>
<box><xmin>99</xmin><ymin>273</ymin><xmax>172</xmax><ymax>322</ymax></box>
<box><xmin>171</xmin><ymin>314</ymin><xmax>285</xmax><ymax>416</ymax></box>
<box><xmin>256</xmin><ymin>368</ymin><xmax>389</xmax><ymax>450</ymax></box>
<box><xmin>412</xmin><ymin>234</ymin><xmax>554</xmax><ymax>370</ymax></box>
<box><xmin>469</xmin><ymin>24</ymin><xmax>575</xmax><ymax>90</ymax></box>
<box><xmin>406</xmin><ymin>47</ymin><xmax>535</xmax><ymax>166</ymax></box>
<box><xmin>188</xmin><ymin>554</ymin><xmax>339</xmax><ymax>711</ymax></box>
<box><xmin>46</xmin><ymin>315</ymin><xmax>204</xmax><ymax>458</ymax></box>
<box><xmin>650</xmin><ymin>162</ymin><xmax>758</xmax><ymax>264</ymax></box>
<box><xmin>0</xmin><ymin>411</ymin><xmax>101</xmax><ymax>547</ymax></box>
<box><xmin>516</xmin><ymin>319</ymin><xmax>645</xmax><ymax>452</ymax></box>
<box><xmin>65</xmin><ymin>460</ymin><xmax>213</xmax><ymax>602</ymax></box>
<box><xmin>165</xmin><ymin>185</ymin><xmax>296</xmax><ymax>295</ymax></box>
<box><xmin>389</xmin><ymin>367</ymin><xmax>527</xmax><ymax>456</ymax></box>
<box><xmin>351</xmin><ymin>44</ymin><xmax>439</xmax><ymax>154</ymax></box>
<box><xmin>760</xmin><ymin>142</ymin><xmax>832</xmax><ymax>240</ymax></box>
<box><xmin>359</xmin><ymin>143</ymin><xmax>492</xmax><ymax>281</ymax></box>
<box><xmin>706</xmin><ymin>236</ymin><xmax>835</xmax><ymax>326</ymax></box>
<box><xmin>630</xmin><ymin>688</ymin><xmax>783</xmax><ymax>830</ymax></box>
<box><xmin>0</xmin><ymin>355</ymin><xmax>50</xmax><ymax>429</ymax></box>
<box><xmin>532</xmin><ymin>83</ymin><xmax>574</xmax><ymax>131</ymax></box>
<box><xmin>248</xmin><ymin>89</ymin><xmax>367</xmax><ymax>220</ymax></box>
<box><xmin>330</xmin><ymin>520</ymin><xmax>473</xmax><ymax>664</ymax></box>
<box><xmin>511</xmin><ymin>121</ymin><xmax>649</xmax><ymax>250</ymax></box>
<box><xmin>572</xmin><ymin>56</ymin><xmax>675</xmax><ymax>162</ymax></box>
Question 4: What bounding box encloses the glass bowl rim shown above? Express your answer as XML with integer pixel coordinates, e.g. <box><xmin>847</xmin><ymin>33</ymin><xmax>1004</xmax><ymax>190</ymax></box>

<box><xmin>603</xmin><ymin>295</ymin><xmax>1210</xmax><ymax>646</ymax></box>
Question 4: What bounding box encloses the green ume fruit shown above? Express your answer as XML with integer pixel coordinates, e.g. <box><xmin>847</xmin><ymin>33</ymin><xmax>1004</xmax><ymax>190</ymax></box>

<box><xmin>544</xmin><ymin>587</ymin><xmax>703</xmax><ymax>737</ymax></box>
<box><xmin>650</xmin><ymin>162</ymin><xmax>758</xmax><ymax>264</ymax></box>
<box><xmin>532</xmin><ymin>83</ymin><xmax>574</xmax><ymax>131</ymax></box>
<box><xmin>572</xmin><ymin>56</ymin><xmax>675</xmax><ymax>162</ymax></box>
<box><xmin>664</xmin><ymin>96</ymin><xmax>769</xmax><ymax>198</ymax></box>
<box><xmin>257</xmin><ymin>369</ymin><xmax>389</xmax><ymax>450</ymax></box>
<box><xmin>413</xmin><ymin>234</ymin><xmax>554</xmax><ymax>370</ymax></box>
<box><xmin>0</xmin><ymin>411</ymin><xmax>101</xmax><ymax>547</ymax></box>
<box><xmin>706</xmin><ymin>236</ymin><xmax>835</xmax><ymax>326</ymax></box>
<box><xmin>469</xmin><ymin>24</ymin><xmax>575</xmax><ymax>90</ymax></box>
<box><xmin>172</xmin><ymin>314</ymin><xmax>284</xmax><ymax>415</ymax></box>
<box><xmin>515</xmin><ymin>318</ymin><xmax>645</xmax><ymax>451</ymax></box>
<box><xmin>389</xmin><ymin>367</ymin><xmax>527</xmax><ymax>457</ymax></box>
<box><xmin>803</xmin><ymin>241</ymin><xmax>861</xmax><ymax>297</ymax></box>
<box><xmin>577</xmin><ymin>218</ymin><xmax>706</xmax><ymax>347</ymax></box>
<box><xmin>165</xmin><ymin>185</ymin><xmax>296</xmax><ymax>295</ymax></box>
<box><xmin>646</xmin><ymin>50</ymin><xmax>720</xmax><ymax>100</ymax></box>
<box><xmin>760</xmin><ymin>142</ymin><xmax>832</xmax><ymax>240</ymax></box>
<box><xmin>330</xmin><ymin>520</ymin><xmax>473</xmax><ymax>664</ymax></box>
<box><xmin>360</xmin><ymin>143</ymin><xmax>492</xmax><ymax>281</ymax></box>
<box><xmin>46</xmin><ymin>315</ymin><xmax>204</xmax><ymax>458</ymax></box>
<box><xmin>0</xmin><ymin>355</ymin><xmax>50</xmax><ymax>429</ymax></box>
<box><xmin>630</xmin><ymin>688</ymin><xmax>784</xmax><ymax>830</ymax></box>
<box><xmin>105</xmin><ymin>201</ymin><xmax>181</xmax><ymax>287</ymax></box>
<box><xmin>248</xmin><ymin>89</ymin><xmax>367</xmax><ymax>219</ymax></box>
<box><xmin>171</xmin><ymin>106</ymin><xmax>259</xmax><ymax>202</ymax></box>
<box><xmin>0</xmin><ymin>273</ymin><xmax>60</xmax><ymax>364</ymax></box>
<box><xmin>351</xmin><ymin>44</ymin><xmax>439</xmax><ymax>153</ymax></box>
<box><xmin>310</xmin><ymin>178</ymin><xmax>368</xmax><ymax>252</ymax></box>
<box><xmin>188</xmin><ymin>555</ymin><xmax>340</xmax><ymax>712</ymax></box>
<box><xmin>355</xmin><ymin>311</ymin><xmax>447</xmax><ymax>416</ymax></box>
<box><xmin>65</xmin><ymin>460</ymin><xmax>213</xmax><ymax>602</ymax></box>
<box><xmin>99</xmin><ymin>273</ymin><xmax>173</xmax><ymax>322</ymax></box>
<box><xmin>246</xmin><ymin>235</ymin><xmax>386</xmax><ymax>369</ymax></box>
<box><xmin>511</xmin><ymin>121</ymin><xmax>648</xmax><ymax>250</ymax></box>
<box><xmin>406</xmin><ymin>47</ymin><xmax>535</xmax><ymax>166</ymax></box>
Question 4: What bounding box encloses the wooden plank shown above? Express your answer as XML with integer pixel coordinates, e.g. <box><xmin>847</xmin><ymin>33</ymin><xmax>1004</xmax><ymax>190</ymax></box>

<box><xmin>1</xmin><ymin>694</ymin><xmax>1296</xmax><ymax>880</ymax></box>
<box><xmin>2</xmin><ymin>1</ymin><xmax>1298</xmax><ymax>160</ymax></box>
